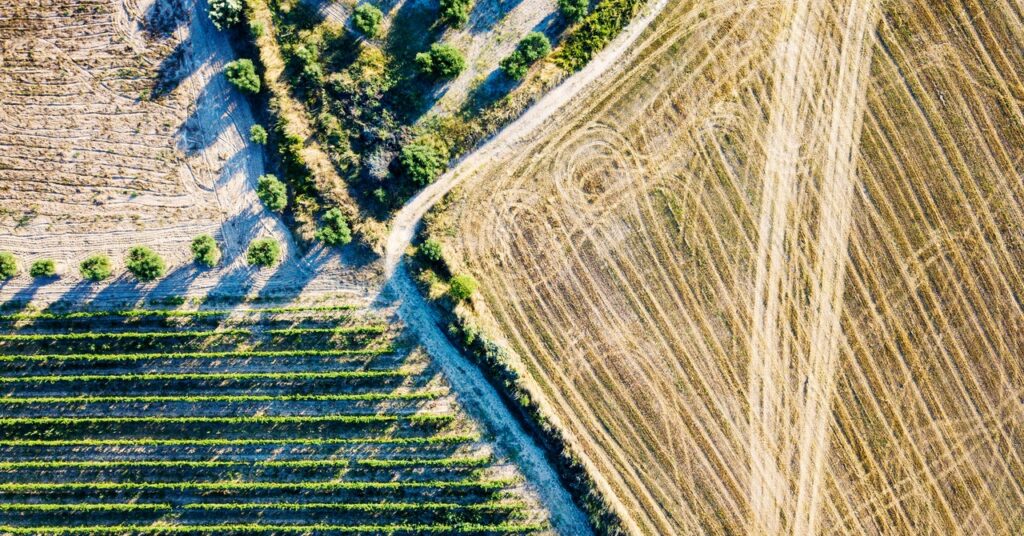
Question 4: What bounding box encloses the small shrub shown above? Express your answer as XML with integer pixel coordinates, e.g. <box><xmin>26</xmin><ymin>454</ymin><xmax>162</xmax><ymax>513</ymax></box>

<box><xmin>448</xmin><ymin>274</ymin><xmax>478</xmax><ymax>301</ymax></box>
<box><xmin>0</xmin><ymin>253</ymin><xmax>17</xmax><ymax>280</ymax></box>
<box><xmin>558</xmin><ymin>0</ymin><xmax>589</xmax><ymax>21</ymax></box>
<box><xmin>256</xmin><ymin>174</ymin><xmax>288</xmax><ymax>212</ymax></box>
<box><xmin>249</xmin><ymin>124</ymin><xmax>268</xmax><ymax>144</ymax></box>
<box><xmin>191</xmin><ymin>235</ymin><xmax>221</xmax><ymax>268</ymax></box>
<box><xmin>352</xmin><ymin>3</ymin><xmax>384</xmax><ymax>37</ymax></box>
<box><xmin>500</xmin><ymin>32</ymin><xmax>551</xmax><ymax>79</ymax></box>
<box><xmin>225</xmin><ymin>59</ymin><xmax>261</xmax><ymax>94</ymax></box>
<box><xmin>209</xmin><ymin>0</ymin><xmax>243</xmax><ymax>30</ymax></box>
<box><xmin>29</xmin><ymin>259</ymin><xmax>56</xmax><ymax>278</ymax></box>
<box><xmin>125</xmin><ymin>246</ymin><xmax>166</xmax><ymax>282</ymax></box>
<box><xmin>556</xmin><ymin>0</ymin><xmax>644</xmax><ymax>71</ymax></box>
<box><xmin>248</xmin><ymin>20</ymin><xmax>265</xmax><ymax>38</ymax></box>
<box><xmin>247</xmin><ymin>238</ymin><xmax>281</xmax><ymax>267</ymax></box>
<box><xmin>419</xmin><ymin>239</ymin><xmax>443</xmax><ymax>263</ymax></box>
<box><xmin>79</xmin><ymin>255</ymin><xmax>112</xmax><ymax>282</ymax></box>
<box><xmin>439</xmin><ymin>0</ymin><xmax>472</xmax><ymax>26</ymax></box>
<box><xmin>415</xmin><ymin>44</ymin><xmax>466</xmax><ymax>80</ymax></box>
<box><xmin>315</xmin><ymin>208</ymin><xmax>353</xmax><ymax>246</ymax></box>
<box><xmin>400</xmin><ymin>142</ymin><xmax>447</xmax><ymax>185</ymax></box>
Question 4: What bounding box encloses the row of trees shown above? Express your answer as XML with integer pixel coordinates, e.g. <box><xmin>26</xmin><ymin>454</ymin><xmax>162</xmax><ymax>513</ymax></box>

<box><xmin>0</xmin><ymin>236</ymin><xmax>282</xmax><ymax>284</ymax></box>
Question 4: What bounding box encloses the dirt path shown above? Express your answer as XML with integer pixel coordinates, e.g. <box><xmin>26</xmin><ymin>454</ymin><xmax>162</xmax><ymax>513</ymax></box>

<box><xmin>382</xmin><ymin>1</ymin><xmax>669</xmax><ymax>533</ymax></box>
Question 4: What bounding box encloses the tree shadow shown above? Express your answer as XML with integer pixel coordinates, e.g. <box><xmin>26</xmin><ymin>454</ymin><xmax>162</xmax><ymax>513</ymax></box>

<box><xmin>178</xmin><ymin>76</ymin><xmax>237</xmax><ymax>157</ymax></box>
<box><xmin>466</xmin><ymin>0</ymin><xmax>529</xmax><ymax>34</ymax></box>
<box><xmin>462</xmin><ymin>67</ymin><xmax>516</xmax><ymax>114</ymax></box>
<box><xmin>144</xmin><ymin>0</ymin><xmax>190</xmax><ymax>38</ymax></box>
<box><xmin>151</xmin><ymin>38</ymin><xmax>190</xmax><ymax>100</ymax></box>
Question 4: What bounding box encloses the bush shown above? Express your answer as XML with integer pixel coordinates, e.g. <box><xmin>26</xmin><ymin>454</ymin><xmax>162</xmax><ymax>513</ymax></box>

<box><xmin>29</xmin><ymin>259</ymin><xmax>56</xmax><ymax>278</ymax></box>
<box><xmin>352</xmin><ymin>3</ymin><xmax>384</xmax><ymax>37</ymax></box>
<box><xmin>419</xmin><ymin>239</ymin><xmax>443</xmax><ymax>263</ymax></box>
<box><xmin>209</xmin><ymin>0</ymin><xmax>243</xmax><ymax>30</ymax></box>
<box><xmin>225</xmin><ymin>59</ymin><xmax>261</xmax><ymax>94</ymax></box>
<box><xmin>448</xmin><ymin>274</ymin><xmax>478</xmax><ymax>301</ymax></box>
<box><xmin>0</xmin><ymin>253</ymin><xmax>17</xmax><ymax>280</ymax></box>
<box><xmin>415</xmin><ymin>44</ymin><xmax>466</xmax><ymax>80</ymax></box>
<box><xmin>249</xmin><ymin>124</ymin><xmax>268</xmax><ymax>144</ymax></box>
<box><xmin>558</xmin><ymin>0</ymin><xmax>589</xmax><ymax>21</ymax></box>
<box><xmin>439</xmin><ymin>0</ymin><xmax>472</xmax><ymax>26</ymax></box>
<box><xmin>315</xmin><ymin>208</ymin><xmax>353</xmax><ymax>246</ymax></box>
<box><xmin>125</xmin><ymin>246</ymin><xmax>166</xmax><ymax>282</ymax></box>
<box><xmin>247</xmin><ymin>238</ymin><xmax>281</xmax><ymax>267</ymax></box>
<box><xmin>79</xmin><ymin>255</ymin><xmax>112</xmax><ymax>282</ymax></box>
<box><xmin>191</xmin><ymin>235</ymin><xmax>221</xmax><ymax>268</ymax></box>
<box><xmin>256</xmin><ymin>174</ymin><xmax>288</xmax><ymax>212</ymax></box>
<box><xmin>400</xmin><ymin>142</ymin><xmax>447</xmax><ymax>185</ymax></box>
<box><xmin>556</xmin><ymin>0</ymin><xmax>644</xmax><ymax>71</ymax></box>
<box><xmin>500</xmin><ymin>32</ymin><xmax>551</xmax><ymax>79</ymax></box>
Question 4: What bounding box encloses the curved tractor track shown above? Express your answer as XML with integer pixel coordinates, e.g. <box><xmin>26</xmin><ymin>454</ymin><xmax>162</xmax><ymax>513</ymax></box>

<box><xmin>382</xmin><ymin>1</ymin><xmax>670</xmax><ymax>533</ymax></box>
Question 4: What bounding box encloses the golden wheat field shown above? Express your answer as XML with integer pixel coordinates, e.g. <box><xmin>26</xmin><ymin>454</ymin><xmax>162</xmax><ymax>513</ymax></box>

<box><xmin>438</xmin><ymin>0</ymin><xmax>1024</xmax><ymax>533</ymax></box>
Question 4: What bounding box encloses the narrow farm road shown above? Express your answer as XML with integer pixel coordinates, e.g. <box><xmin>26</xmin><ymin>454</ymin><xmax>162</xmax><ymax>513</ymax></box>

<box><xmin>382</xmin><ymin>1</ymin><xmax>670</xmax><ymax>534</ymax></box>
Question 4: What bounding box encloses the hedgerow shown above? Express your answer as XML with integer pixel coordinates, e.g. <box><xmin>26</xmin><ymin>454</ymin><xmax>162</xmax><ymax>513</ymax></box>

<box><xmin>555</xmin><ymin>0</ymin><xmax>646</xmax><ymax>71</ymax></box>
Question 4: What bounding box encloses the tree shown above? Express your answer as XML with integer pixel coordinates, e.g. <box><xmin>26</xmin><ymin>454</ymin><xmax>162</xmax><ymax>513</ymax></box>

<box><xmin>439</xmin><ymin>0</ymin><xmax>471</xmax><ymax>26</ymax></box>
<box><xmin>209</xmin><ymin>0</ymin><xmax>243</xmax><ymax>30</ymax></box>
<box><xmin>415</xmin><ymin>44</ymin><xmax>466</xmax><ymax>80</ymax></box>
<box><xmin>558</xmin><ymin>0</ymin><xmax>588</xmax><ymax>21</ymax></box>
<box><xmin>249</xmin><ymin>124</ymin><xmax>268</xmax><ymax>144</ymax></box>
<box><xmin>125</xmin><ymin>246</ymin><xmax>166</xmax><ymax>282</ymax></box>
<box><xmin>191</xmin><ymin>235</ymin><xmax>221</xmax><ymax>268</ymax></box>
<box><xmin>225</xmin><ymin>59</ymin><xmax>261</xmax><ymax>94</ymax></box>
<box><xmin>80</xmin><ymin>254</ymin><xmax>112</xmax><ymax>282</ymax></box>
<box><xmin>400</xmin><ymin>142</ymin><xmax>447</xmax><ymax>185</ymax></box>
<box><xmin>0</xmin><ymin>253</ymin><xmax>17</xmax><ymax>280</ymax></box>
<box><xmin>256</xmin><ymin>174</ymin><xmax>288</xmax><ymax>212</ymax></box>
<box><xmin>247</xmin><ymin>238</ymin><xmax>281</xmax><ymax>267</ymax></box>
<box><xmin>29</xmin><ymin>259</ymin><xmax>56</xmax><ymax>278</ymax></box>
<box><xmin>448</xmin><ymin>274</ymin><xmax>478</xmax><ymax>301</ymax></box>
<box><xmin>352</xmin><ymin>3</ymin><xmax>384</xmax><ymax>38</ymax></box>
<box><xmin>315</xmin><ymin>208</ymin><xmax>353</xmax><ymax>246</ymax></box>
<box><xmin>500</xmin><ymin>32</ymin><xmax>551</xmax><ymax>79</ymax></box>
<box><xmin>419</xmin><ymin>239</ymin><xmax>443</xmax><ymax>263</ymax></box>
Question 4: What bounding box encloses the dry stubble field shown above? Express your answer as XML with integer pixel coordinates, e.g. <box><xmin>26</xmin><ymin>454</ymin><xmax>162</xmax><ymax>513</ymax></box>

<box><xmin>438</xmin><ymin>0</ymin><xmax>1024</xmax><ymax>533</ymax></box>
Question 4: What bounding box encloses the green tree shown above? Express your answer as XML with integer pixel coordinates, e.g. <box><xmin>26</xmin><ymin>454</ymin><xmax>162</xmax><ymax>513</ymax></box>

<box><xmin>125</xmin><ymin>246</ymin><xmax>166</xmax><ymax>282</ymax></box>
<box><xmin>315</xmin><ymin>208</ymin><xmax>353</xmax><ymax>246</ymax></box>
<box><xmin>225</xmin><ymin>59</ymin><xmax>261</xmax><ymax>94</ymax></box>
<box><xmin>400</xmin><ymin>142</ymin><xmax>448</xmax><ymax>185</ymax></box>
<box><xmin>415</xmin><ymin>43</ymin><xmax>466</xmax><ymax>79</ymax></box>
<box><xmin>209</xmin><ymin>0</ymin><xmax>243</xmax><ymax>30</ymax></box>
<box><xmin>29</xmin><ymin>259</ymin><xmax>56</xmax><ymax>278</ymax></box>
<box><xmin>79</xmin><ymin>255</ymin><xmax>112</xmax><ymax>282</ymax></box>
<box><xmin>249</xmin><ymin>124</ymin><xmax>268</xmax><ymax>144</ymax></box>
<box><xmin>0</xmin><ymin>253</ymin><xmax>17</xmax><ymax>280</ymax></box>
<box><xmin>256</xmin><ymin>174</ymin><xmax>288</xmax><ymax>212</ymax></box>
<box><xmin>191</xmin><ymin>235</ymin><xmax>221</xmax><ymax>268</ymax></box>
<box><xmin>419</xmin><ymin>239</ymin><xmax>443</xmax><ymax>263</ymax></box>
<box><xmin>448</xmin><ymin>274</ymin><xmax>478</xmax><ymax>301</ymax></box>
<box><xmin>439</xmin><ymin>0</ymin><xmax>472</xmax><ymax>26</ymax></box>
<box><xmin>352</xmin><ymin>3</ymin><xmax>384</xmax><ymax>37</ymax></box>
<box><xmin>558</xmin><ymin>0</ymin><xmax>588</xmax><ymax>21</ymax></box>
<box><xmin>500</xmin><ymin>32</ymin><xmax>551</xmax><ymax>79</ymax></box>
<box><xmin>247</xmin><ymin>238</ymin><xmax>281</xmax><ymax>267</ymax></box>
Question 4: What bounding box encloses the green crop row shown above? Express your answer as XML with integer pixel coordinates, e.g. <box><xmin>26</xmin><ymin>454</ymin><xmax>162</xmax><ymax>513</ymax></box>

<box><xmin>0</xmin><ymin>328</ymin><xmax>248</xmax><ymax>341</ymax></box>
<box><xmin>355</xmin><ymin>455</ymin><xmax>492</xmax><ymax>469</ymax></box>
<box><xmin>0</xmin><ymin>305</ymin><xmax>356</xmax><ymax>321</ymax></box>
<box><xmin>0</xmin><ymin>523</ymin><xmax>544</xmax><ymax>535</ymax></box>
<box><xmin>0</xmin><ymin>369</ymin><xmax>406</xmax><ymax>383</ymax></box>
<box><xmin>0</xmin><ymin>390</ymin><xmax>444</xmax><ymax>404</ymax></box>
<box><xmin>0</xmin><ymin>477</ymin><xmax>517</xmax><ymax>492</ymax></box>
<box><xmin>0</xmin><ymin>503</ymin><xmax>171</xmax><ymax>511</ymax></box>
<box><xmin>0</xmin><ymin>433</ymin><xmax>479</xmax><ymax>447</ymax></box>
<box><xmin>0</xmin><ymin>459</ymin><xmax>351</xmax><ymax>470</ymax></box>
<box><xmin>0</xmin><ymin>347</ymin><xmax>394</xmax><ymax>362</ymax></box>
<box><xmin>0</xmin><ymin>500</ymin><xmax>525</xmax><ymax>513</ymax></box>
<box><xmin>264</xmin><ymin>326</ymin><xmax>388</xmax><ymax>335</ymax></box>
<box><xmin>0</xmin><ymin>413</ymin><xmax>454</xmax><ymax>426</ymax></box>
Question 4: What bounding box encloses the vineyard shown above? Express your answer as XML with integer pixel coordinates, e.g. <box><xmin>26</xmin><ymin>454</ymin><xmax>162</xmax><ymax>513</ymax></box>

<box><xmin>0</xmin><ymin>304</ymin><xmax>547</xmax><ymax>534</ymax></box>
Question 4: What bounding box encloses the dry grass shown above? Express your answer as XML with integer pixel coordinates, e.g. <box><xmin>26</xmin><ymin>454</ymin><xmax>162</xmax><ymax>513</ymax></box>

<box><xmin>438</xmin><ymin>0</ymin><xmax>1024</xmax><ymax>533</ymax></box>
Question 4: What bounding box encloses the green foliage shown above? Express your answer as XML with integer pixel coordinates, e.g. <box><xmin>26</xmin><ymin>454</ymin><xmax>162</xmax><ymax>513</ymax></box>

<box><xmin>124</xmin><ymin>246</ymin><xmax>166</xmax><ymax>282</ymax></box>
<box><xmin>400</xmin><ymin>141</ymin><xmax>448</xmax><ymax>185</ymax></box>
<box><xmin>0</xmin><ymin>253</ymin><xmax>16</xmax><ymax>280</ymax></box>
<box><xmin>315</xmin><ymin>208</ymin><xmax>352</xmax><ymax>246</ymax></box>
<box><xmin>208</xmin><ymin>0</ymin><xmax>243</xmax><ymax>30</ymax></box>
<box><xmin>555</xmin><ymin>0</ymin><xmax>645</xmax><ymax>71</ymax></box>
<box><xmin>247</xmin><ymin>238</ymin><xmax>281</xmax><ymax>267</ymax></box>
<box><xmin>224</xmin><ymin>59</ymin><xmax>261</xmax><ymax>94</ymax></box>
<box><xmin>352</xmin><ymin>3</ymin><xmax>384</xmax><ymax>37</ymax></box>
<box><xmin>256</xmin><ymin>174</ymin><xmax>288</xmax><ymax>212</ymax></box>
<box><xmin>28</xmin><ymin>259</ymin><xmax>56</xmax><ymax>278</ymax></box>
<box><xmin>415</xmin><ymin>43</ymin><xmax>466</xmax><ymax>80</ymax></box>
<box><xmin>439</xmin><ymin>0</ymin><xmax>472</xmax><ymax>26</ymax></box>
<box><xmin>79</xmin><ymin>255</ymin><xmax>112</xmax><ymax>282</ymax></box>
<box><xmin>500</xmin><ymin>32</ymin><xmax>551</xmax><ymax>79</ymax></box>
<box><xmin>448</xmin><ymin>274</ymin><xmax>478</xmax><ymax>301</ymax></box>
<box><xmin>419</xmin><ymin>239</ymin><xmax>443</xmax><ymax>263</ymax></box>
<box><xmin>248</xmin><ymin>20</ymin><xmax>265</xmax><ymax>38</ymax></box>
<box><xmin>249</xmin><ymin>124</ymin><xmax>268</xmax><ymax>144</ymax></box>
<box><xmin>558</xmin><ymin>0</ymin><xmax>589</xmax><ymax>21</ymax></box>
<box><xmin>190</xmin><ymin>235</ymin><xmax>221</xmax><ymax>268</ymax></box>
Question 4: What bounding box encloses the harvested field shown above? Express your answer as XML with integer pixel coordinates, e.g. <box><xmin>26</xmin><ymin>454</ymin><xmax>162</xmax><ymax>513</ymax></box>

<box><xmin>438</xmin><ymin>0</ymin><xmax>1024</xmax><ymax>533</ymax></box>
